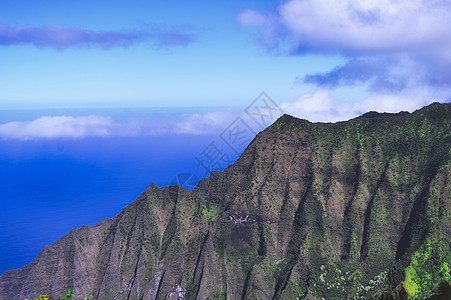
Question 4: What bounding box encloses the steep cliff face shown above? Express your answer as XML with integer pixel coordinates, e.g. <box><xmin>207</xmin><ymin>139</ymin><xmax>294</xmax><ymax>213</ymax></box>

<box><xmin>1</xmin><ymin>102</ymin><xmax>450</xmax><ymax>300</ymax></box>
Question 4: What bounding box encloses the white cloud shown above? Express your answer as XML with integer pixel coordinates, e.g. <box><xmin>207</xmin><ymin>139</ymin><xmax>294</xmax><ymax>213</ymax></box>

<box><xmin>173</xmin><ymin>111</ymin><xmax>236</xmax><ymax>134</ymax></box>
<box><xmin>0</xmin><ymin>116</ymin><xmax>115</xmax><ymax>140</ymax></box>
<box><xmin>281</xmin><ymin>89</ymin><xmax>355</xmax><ymax>122</ymax></box>
<box><xmin>274</xmin><ymin>0</ymin><xmax>451</xmax><ymax>55</ymax></box>
<box><xmin>280</xmin><ymin>89</ymin><xmax>435</xmax><ymax>123</ymax></box>
<box><xmin>0</xmin><ymin>111</ymin><xmax>239</xmax><ymax>140</ymax></box>
<box><xmin>238</xmin><ymin>0</ymin><xmax>451</xmax><ymax>117</ymax></box>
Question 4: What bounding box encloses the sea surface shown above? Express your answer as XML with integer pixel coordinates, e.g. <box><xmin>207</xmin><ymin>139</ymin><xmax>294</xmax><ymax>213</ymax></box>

<box><xmin>0</xmin><ymin>108</ymin><xmax>248</xmax><ymax>274</ymax></box>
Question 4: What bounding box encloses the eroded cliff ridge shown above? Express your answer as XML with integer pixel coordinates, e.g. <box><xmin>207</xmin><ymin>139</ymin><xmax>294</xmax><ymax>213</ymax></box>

<box><xmin>1</xmin><ymin>102</ymin><xmax>450</xmax><ymax>300</ymax></box>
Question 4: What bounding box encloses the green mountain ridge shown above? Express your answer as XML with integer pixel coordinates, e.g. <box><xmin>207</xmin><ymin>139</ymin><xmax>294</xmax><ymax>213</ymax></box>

<box><xmin>0</xmin><ymin>102</ymin><xmax>450</xmax><ymax>300</ymax></box>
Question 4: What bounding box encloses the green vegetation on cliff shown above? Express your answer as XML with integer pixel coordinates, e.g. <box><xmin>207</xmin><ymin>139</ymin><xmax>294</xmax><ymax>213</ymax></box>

<box><xmin>1</xmin><ymin>102</ymin><xmax>450</xmax><ymax>300</ymax></box>
<box><xmin>403</xmin><ymin>237</ymin><xmax>451</xmax><ymax>299</ymax></box>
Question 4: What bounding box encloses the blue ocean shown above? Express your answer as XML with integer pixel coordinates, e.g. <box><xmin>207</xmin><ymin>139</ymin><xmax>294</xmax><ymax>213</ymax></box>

<box><xmin>0</xmin><ymin>108</ymin><xmax>251</xmax><ymax>274</ymax></box>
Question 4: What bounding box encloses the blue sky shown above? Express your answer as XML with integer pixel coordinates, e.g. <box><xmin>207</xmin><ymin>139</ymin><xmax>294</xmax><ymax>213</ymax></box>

<box><xmin>1</xmin><ymin>0</ymin><xmax>451</xmax><ymax>128</ymax></box>
<box><xmin>0</xmin><ymin>0</ymin><xmax>321</xmax><ymax>109</ymax></box>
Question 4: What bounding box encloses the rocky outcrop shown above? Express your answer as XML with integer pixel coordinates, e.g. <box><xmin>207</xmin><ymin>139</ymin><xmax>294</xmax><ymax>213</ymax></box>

<box><xmin>1</xmin><ymin>102</ymin><xmax>450</xmax><ymax>300</ymax></box>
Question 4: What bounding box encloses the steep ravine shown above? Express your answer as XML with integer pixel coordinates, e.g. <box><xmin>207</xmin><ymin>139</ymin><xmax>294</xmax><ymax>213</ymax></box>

<box><xmin>1</xmin><ymin>102</ymin><xmax>450</xmax><ymax>300</ymax></box>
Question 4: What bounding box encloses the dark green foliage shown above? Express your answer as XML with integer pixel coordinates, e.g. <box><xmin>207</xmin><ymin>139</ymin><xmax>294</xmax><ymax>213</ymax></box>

<box><xmin>403</xmin><ymin>237</ymin><xmax>451</xmax><ymax>299</ymax></box>
<box><xmin>184</xmin><ymin>282</ymin><xmax>199</xmax><ymax>300</ymax></box>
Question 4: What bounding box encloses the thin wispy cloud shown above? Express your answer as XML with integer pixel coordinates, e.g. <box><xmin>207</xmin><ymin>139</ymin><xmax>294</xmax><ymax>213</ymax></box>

<box><xmin>0</xmin><ymin>112</ymin><xmax>237</xmax><ymax>140</ymax></box>
<box><xmin>235</xmin><ymin>9</ymin><xmax>272</xmax><ymax>27</ymax></box>
<box><xmin>303</xmin><ymin>58</ymin><xmax>408</xmax><ymax>93</ymax></box>
<box><xmin>0</xmin><ymin>23</ymin><xmax>196</xmax><ymax>50</ymax></box>
<box><xmin>173</xmin><ymin>111</ymin><xmax>237</xmax><ymax>135</ymax></box>
<box><xmin>304</xmin><ymin>58</ymin><xmax>388</xmax><ymax>88</ymax></box>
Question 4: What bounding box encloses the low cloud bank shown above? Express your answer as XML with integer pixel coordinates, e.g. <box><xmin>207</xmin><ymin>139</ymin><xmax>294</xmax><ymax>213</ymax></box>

<box><xmin>281</xmin><ymin>89</ymin><xmax>437</xmax><ymax>123</ymax></box>
<box><xmin>2</xmin><ymin>96</ymin><xmax>445</xmax><ymax>140</ymax></box>
<box><xmin>0</xmin><ymin>112</ymin><xmax>238</xmax><ymax>140</ymax></box>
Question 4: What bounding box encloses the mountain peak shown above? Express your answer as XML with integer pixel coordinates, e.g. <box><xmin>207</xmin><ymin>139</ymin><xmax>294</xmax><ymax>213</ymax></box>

<box><xmin>356</xmin><ymin>110</ymin><xmax>410</xmax><ymax>119</ymax></box>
